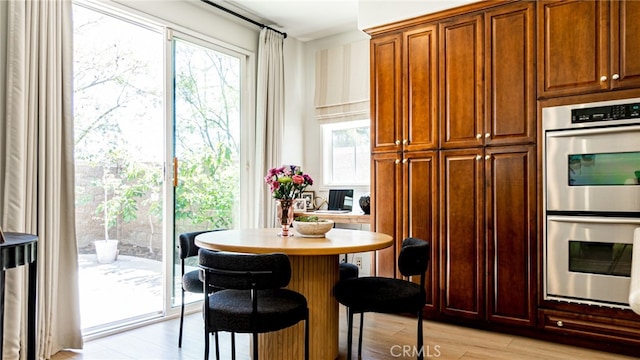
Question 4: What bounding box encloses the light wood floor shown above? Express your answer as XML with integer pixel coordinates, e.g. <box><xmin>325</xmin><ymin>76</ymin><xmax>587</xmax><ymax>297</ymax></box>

<box><xmin>52</xmin><ymin>308</ymin><xmax>636</xmax><ymax>360</ymax></box>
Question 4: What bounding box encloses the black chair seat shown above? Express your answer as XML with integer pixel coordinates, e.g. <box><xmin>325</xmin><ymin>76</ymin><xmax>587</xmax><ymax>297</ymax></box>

<box><xmin>334</xmin><ymin>277</ymin><xmax>424</xmax><ymax>314</ymax></box>
<box><xmin>182</xmin><ymin>269</ymin><xmax>204</xmax><ymax>293</ymax></box>
<box><xmin>206</xmin><ymin>288</ymin><xmax>308</xmax><ymax>334</ymax></box>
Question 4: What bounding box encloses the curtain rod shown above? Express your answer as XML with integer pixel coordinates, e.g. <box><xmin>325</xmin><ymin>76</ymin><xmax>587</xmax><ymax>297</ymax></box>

<box><xmin>200</xmin><ymin>0</ymin><xmax>288</xmax><ymax>38</ymax></box>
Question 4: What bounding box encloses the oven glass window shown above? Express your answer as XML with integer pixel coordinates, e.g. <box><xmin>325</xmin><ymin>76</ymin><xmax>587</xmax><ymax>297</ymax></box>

<box><xmin>568</xmin><ymin>152</ymin><xmax>640</xmax><ymax>186</ymax></box>
<box><xmin>568</xmin><ymin>241</ymin><xmax>632</xmax><ymax>277</ymax></box>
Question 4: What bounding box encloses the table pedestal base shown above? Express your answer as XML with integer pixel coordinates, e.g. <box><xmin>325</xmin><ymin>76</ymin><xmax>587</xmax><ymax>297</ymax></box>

<box><xmin>258</xmin><ymin>254</ymin><xmax>339</xmax><ymax>360</ymax></box>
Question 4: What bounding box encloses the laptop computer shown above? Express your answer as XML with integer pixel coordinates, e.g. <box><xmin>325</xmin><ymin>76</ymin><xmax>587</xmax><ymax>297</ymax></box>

<box><xmin>316</xmin><ymin>189</ymin><xmax>353</xmax><ymax>213</ymax></box>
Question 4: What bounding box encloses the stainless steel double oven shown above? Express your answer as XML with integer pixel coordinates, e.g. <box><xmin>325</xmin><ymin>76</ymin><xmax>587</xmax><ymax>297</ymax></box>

<box><xmin>543</xmin><ymin>98</ymin><xmax>640</xmax><ymax>309</ymax></box>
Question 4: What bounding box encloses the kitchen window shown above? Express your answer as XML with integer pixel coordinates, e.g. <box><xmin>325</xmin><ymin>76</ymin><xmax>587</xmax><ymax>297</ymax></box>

<box><xmin>322</xmin><ymin>120</ymin><xmax>370</xmax><ymax>186</ymax></box>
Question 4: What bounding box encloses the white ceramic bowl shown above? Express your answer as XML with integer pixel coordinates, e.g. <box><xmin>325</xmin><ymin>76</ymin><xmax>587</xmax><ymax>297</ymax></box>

<box><xmin>293</xmin><ymin>219</ymin><xmax>334</xmax><ymax>237</ymax></box>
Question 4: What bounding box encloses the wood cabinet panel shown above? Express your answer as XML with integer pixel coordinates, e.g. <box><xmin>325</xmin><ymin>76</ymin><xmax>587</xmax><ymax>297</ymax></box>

<box><xmin>485</xmin><ymin>145</ymin><xmax>536</xmax><ymax>326</ymax></box>
<box><xmin>538</xmin><ymin>0</ymin><xmax>640</xmax><ymax>96</ymax></box>
<box><xmin>371</xmin><ymin>34</ymin><xmax>402</xmax><ymax>153</ymax></box>
<box><xmin>537</xmin><ymin>0</ymin><xmax>609</xmax><ymax>97</ymax></box>
<box><xmin>540</xmin><ymin>309</ymin><xmax>640</xmax><ymax>347</ymax></box>
<box><xmin>440</xmin><ymin>149</ymin><xmax>484</xmax><ymax>319</ymax></box>
<box><xmin>403</xmin><ymin>151</ymin><xmax>438</xmax><ymax>311</ymax></box>
<box><xmin>439</xmin><ymin>15</ymin><xmax>484</xmax><ymax>149</ymax></box>
<box><xmin>485</xmin><ymin>2</ymin><xmax>536</xmax><ymax>146</ymax></box>
<box><xmin>611</xmin><ymin>0</ymin><xmax>640</xmax><ymax>90</ymax></box>
<box><xmin>404</xmin><ymin>25</ymin><xmax>438</xmax><ymax>151</ymax></box>
<box><xmin>371</xmin><ymin>152</ymin><xmax>401</xmax><ymax>278</ymax></box>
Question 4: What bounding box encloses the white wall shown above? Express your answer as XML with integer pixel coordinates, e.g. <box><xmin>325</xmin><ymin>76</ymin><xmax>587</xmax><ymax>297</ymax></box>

<box><xmin>358</xmin><ymin>0</ymin><xmax>479</xmax><ymax>31</ymax></box>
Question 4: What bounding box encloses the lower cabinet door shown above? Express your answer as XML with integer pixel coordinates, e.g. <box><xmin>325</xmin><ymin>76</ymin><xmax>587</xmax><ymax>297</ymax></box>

<box><xmin>485</xmin><ymin>145</ymin><xmax>536</xmax><ymax>326</ymax></box>
<box><xmin>439</xmin><ymin>148</ymin><xmax>485</xmax><ymax>320</ymax></box>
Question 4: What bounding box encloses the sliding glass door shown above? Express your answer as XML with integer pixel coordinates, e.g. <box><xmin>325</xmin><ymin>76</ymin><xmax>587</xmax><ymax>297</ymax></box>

<box><xmin>73</xmin><ymin>4</ymin><xmax>165</xmax><ymax>332</ymax></box>
<box><xmin>73</xmin><ymin>3</ymin><xmax>245</xmax><ymax>334</ymax></box>
<box><xmin>170</xmin><ymin>34</ymin><xmax>242</xmax><ymax>307</ymax></box>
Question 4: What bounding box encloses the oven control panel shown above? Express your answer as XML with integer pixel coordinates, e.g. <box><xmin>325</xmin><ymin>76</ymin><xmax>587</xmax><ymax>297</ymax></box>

<box><xmin>572</xmin><ymin>103</ymin><xmax>640</xmax><ymax>123</ymax></box>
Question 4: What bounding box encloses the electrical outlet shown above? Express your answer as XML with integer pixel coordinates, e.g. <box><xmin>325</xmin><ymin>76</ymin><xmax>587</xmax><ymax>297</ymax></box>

<box><xmin>354</xmin><ymin>256</ymin><xmax>363</xmax><ymax>270</ymax></box>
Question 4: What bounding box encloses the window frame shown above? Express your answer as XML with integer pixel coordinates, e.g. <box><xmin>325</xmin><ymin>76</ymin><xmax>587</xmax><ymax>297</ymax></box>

<box><xmin>321</xmin><ymin>119</ymin><xmax>371</xmax><ymax>188</ymax></box>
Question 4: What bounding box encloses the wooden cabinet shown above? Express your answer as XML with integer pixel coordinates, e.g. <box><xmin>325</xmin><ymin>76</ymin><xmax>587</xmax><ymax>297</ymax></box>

<box><xmin>402</xmin><ymin>151</ymin><xmax>439</xmax><ymax>312</ymax></box>
<box><xmin>438</xmin><ymin>3</ymin><xmax>536</xmax><ymax>324</ymax></box>
<box><xmin>440</xmin><ymin>3</ymin><xmax>535</xmax><ymax>149</ymax></box>
<box><xmin>485</xmin><ymin>2</ymin><xmax>536</xmax><ymax>146</ymax></box>
<box><xmin>485</xmin><ymin>145</ymin><xmax>536</xmax><ymax>327</ymax></box>
<box><xmin>366</xmin><ymin>0</ymin><xmax>640</xmax><ymax>353</ymax></box>
<box><xmin>370</xmin><ymin>24</ymin><xmax>439</xmax><ymax>282</ymax></box>
<box><xmin>371</xmin><ymin>25</ymin><xmax>438</xmax><ymax>154</ymax></box>
<box><xmin>370</xmin><ymin>151</ymin><xmax>439</xmax><ymax>311</ymax></box>
<box><xmin>370</xmin><ymin>152</ymin><xmax>401</xmax><ymax>278</ymax></box>
<box><xmin>611</xmin><ymin>0</ymin><xmax>640</xmax><ymax>90</ymax></box>
<box><xmin>403</xmin><ymin>25</ymin><xmax>439</xmax><ymax>152</ymax></box>
<box><xmin>439</xmin><ymin>149</ymin><xmax>485</xmax><ymax>320</ymax></box>
<box><xmin>370</xmin><ymin>34</ymin><xmax>402</xmax><ymax>153</ymax></box>
<box><xmin>440</xmin><ymin>145</ymin><xmax>536</xmax><ymax>324</ymax></box>
<box><xmin>439</xmin><ymin>14</ymin><xmax>484</xmax><ymax>149</ymax></box>
<box><xmin>539</xmin><ymin>309</ymin><xmax>640</xmax><ymax>348</ymax></box>
<box><xmin>537</xmin><ymin>0</ymin><xmax>640</xmax><ymax>98</ymax></box>
<box><xmin>370</xmin><ymin>1</ymin><xmax>536</xmax><ymax>326</ymax></box>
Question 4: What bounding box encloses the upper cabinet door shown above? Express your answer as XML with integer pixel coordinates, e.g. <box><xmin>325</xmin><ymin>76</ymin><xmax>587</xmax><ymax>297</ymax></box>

<box><xmin>404</xmin><ymin>25</ymin><xmax>438</xmax><ymax>151</ymax></box>
<box><xmin>485</xmin><ymin>2</ymin><xmax>536</xmax><ymax>146</ymax></box>
<box><xmin>439</xmin><ymin>14</ymin><xmax>484</xmax><ymax>149</ymax></box>
<box><xmin>611</xmin><ymin>0</ymin><xmax>640</xmax><ymax>90</ymax></box>
<box><xmin>537</xmin><ymin>0</ymin><xmax>609</xmax><ymax>97</ymax></box>
<box><xmin>371</xmin><ymin>34</ymin><xmax>402</xmax><ymax>153</ymax></box>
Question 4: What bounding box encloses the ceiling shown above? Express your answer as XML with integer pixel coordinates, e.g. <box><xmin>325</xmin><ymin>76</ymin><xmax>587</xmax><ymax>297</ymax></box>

<box><xmin>204</xmin><ymin>0</ymin><xmax>474</xmax><ymax>42</ymax></box>
<box><xmin>206</xmin><ymin>0</ymin><xmax>359</xmax><ymax>41</ymax></box>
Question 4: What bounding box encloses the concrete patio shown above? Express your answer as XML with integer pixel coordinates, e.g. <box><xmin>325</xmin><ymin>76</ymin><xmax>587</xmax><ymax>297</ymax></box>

<box><xmin>77</xmin><ymin>254</ymin><xmax>173</xmax><ymax>331</ymax></box>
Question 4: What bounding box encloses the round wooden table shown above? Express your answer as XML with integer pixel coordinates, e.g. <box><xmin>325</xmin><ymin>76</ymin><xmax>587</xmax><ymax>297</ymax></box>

<box><xmin>195</xmin><ymin>228</ymin><xmax>393</xmax><ymax>360</ymax></box>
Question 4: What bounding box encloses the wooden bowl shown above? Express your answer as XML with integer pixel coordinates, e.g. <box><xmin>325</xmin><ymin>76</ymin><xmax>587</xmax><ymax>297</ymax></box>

<box><xmin>292</xmin><ymin>220</ymin><xmax>334</xmax><ymax>237</ymax></box>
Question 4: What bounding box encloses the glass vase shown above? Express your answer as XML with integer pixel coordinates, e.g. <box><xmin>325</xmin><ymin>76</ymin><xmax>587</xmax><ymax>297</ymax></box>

<box><xmin>276</xmin><ymin>198</ymin><xmax>294</xmax><ymax>236</ymax></box>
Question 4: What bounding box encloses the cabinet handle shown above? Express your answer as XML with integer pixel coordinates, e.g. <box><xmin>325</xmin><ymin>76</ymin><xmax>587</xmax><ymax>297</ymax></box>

<box><xmin>612</xmin><ymin>73</ymin><xmax>620</xmax><ymax>80</ymax></box>
<box><xmin>476</xmin><ymin>155</ymin><xmax>482</xmax><ymax>161</ymax></box>
<box><xmin>485</xmin><ymin>155</ymin><xmax>491</xmax><ymax>160</ymax></box>
<box><xmin>395</xmin><ymin>159</ymin><xmax>400</xmax><ymax>165</ymax></box>
<box><xmin>402</xmin><ymin>139</ymin><xmax>408</xmax><ymax>145</ymax></box>
<box><xmin>556</xmin><ymin>320</ymin><xmax>564</xmax><ymax>327</ymax></box>
<box><xmin>476</xmin><ymin>134</ymin><xmax>482</xmax><ymax>139</ymax></box>
<box><xmin>600</xmin><ymin>75</ymin><xmax>608</xmax><ymax>82</ymax></box>
<box><xmin>485</xmin><ymin>133</ymin><xmax>490</xmax><ymax>138</ymax></box>
<box><xmin>402</xmin><ymin>159</ymin><xmax>408</xmax><ymax>164</ymax></box>
<box><xmin>395</xmin><ymin>140</ymin><xmax>401</xmax><ymax>146</ymax></box>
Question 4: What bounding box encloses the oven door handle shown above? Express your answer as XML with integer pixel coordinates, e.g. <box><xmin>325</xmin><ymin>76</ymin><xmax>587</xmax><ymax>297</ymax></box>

<box><xmin>629</xmin><ymin>228</ymin><xmax>640</xmax><ymax>315</ymax></box>
<box><xmin>546</xmin><ymin>124</ymin><xmax>640</xmax><ymax>138</ymax></box>
<box><xmin>547</xmin><ymin>215</ymin><xmax>640</xmax><ymax>225</ymax></box>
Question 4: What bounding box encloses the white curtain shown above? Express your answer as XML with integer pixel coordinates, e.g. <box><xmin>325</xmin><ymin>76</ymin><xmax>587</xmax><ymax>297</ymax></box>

<box><xmin>254</xmin><ymin>28</ymin><xmax>285</xmax><ymax>228</ymax></box>
<box><xmin>1</xmin><ymin>0</ymin><xmax>83</xmax><ymax>359</ymax></box>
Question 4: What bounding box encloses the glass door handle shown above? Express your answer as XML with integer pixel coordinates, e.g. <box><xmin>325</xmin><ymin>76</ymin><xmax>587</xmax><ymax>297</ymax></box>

<box><xmin>173</xmin><ymin>157</ymin><xmax>178</xmax><ymax>187</ymax></box>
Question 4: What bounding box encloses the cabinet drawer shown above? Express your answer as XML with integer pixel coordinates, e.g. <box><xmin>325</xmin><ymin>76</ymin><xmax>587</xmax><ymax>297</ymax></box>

<box><xmin>539</xmin><ymin>309</ymin><xmax>640</xmax><ymax>346</ymax></box>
